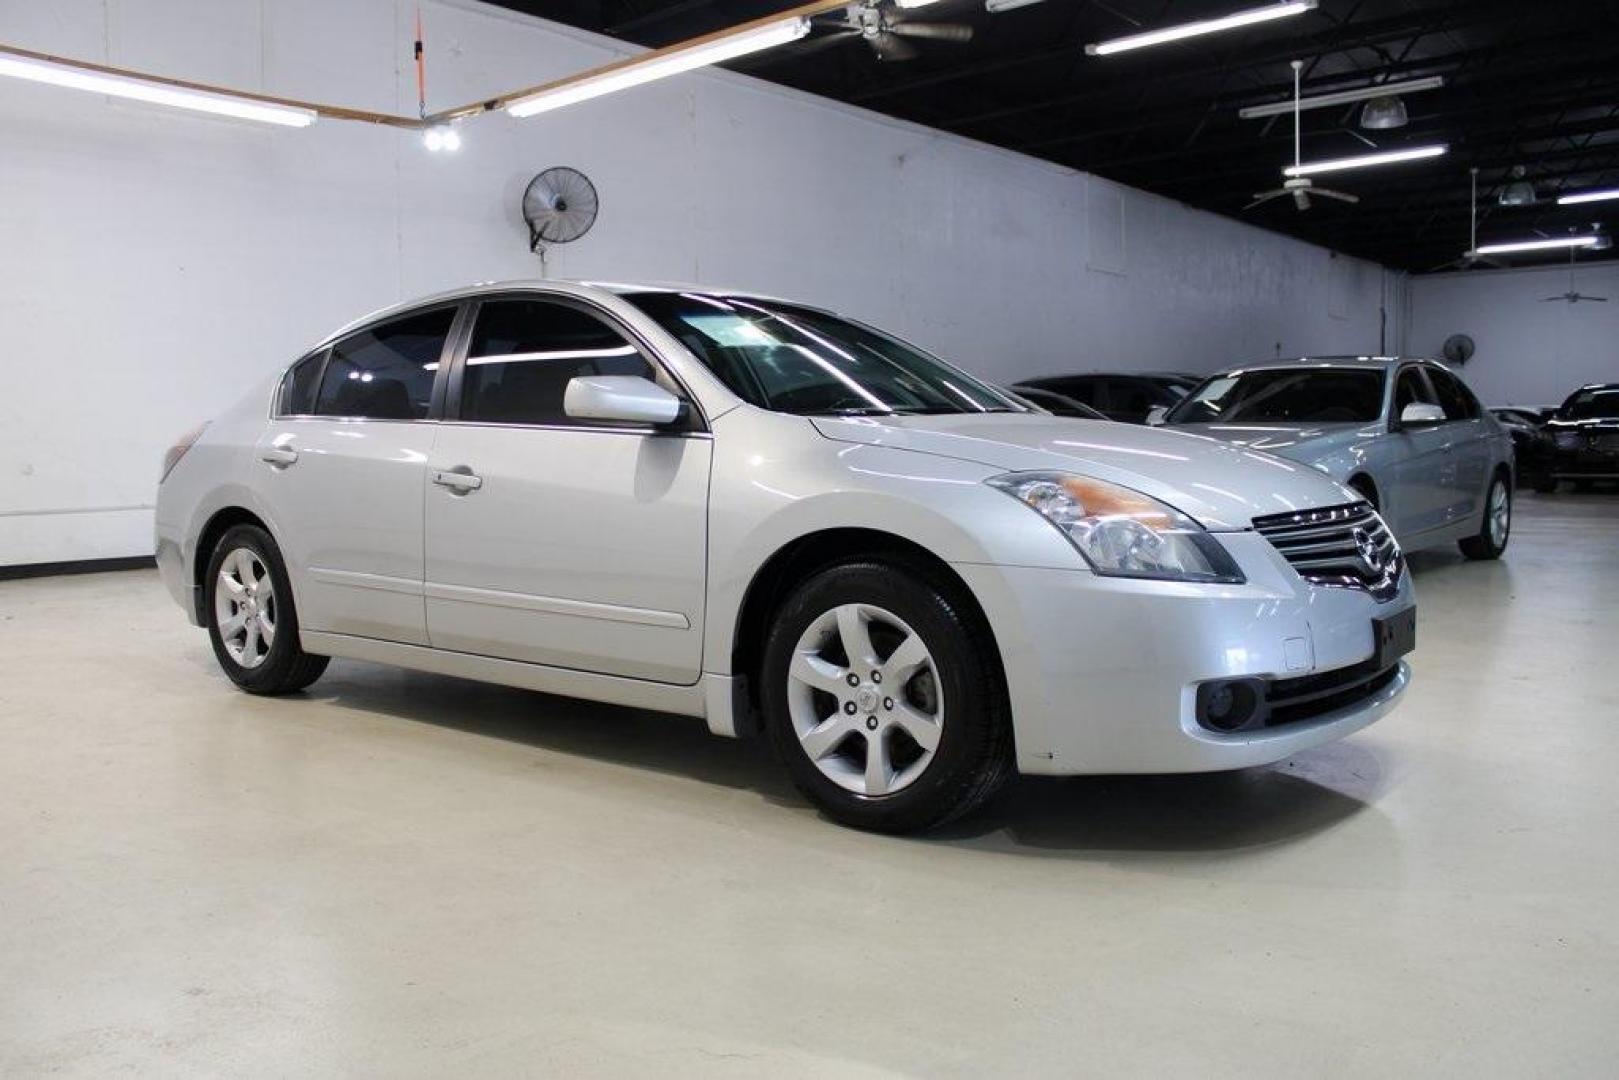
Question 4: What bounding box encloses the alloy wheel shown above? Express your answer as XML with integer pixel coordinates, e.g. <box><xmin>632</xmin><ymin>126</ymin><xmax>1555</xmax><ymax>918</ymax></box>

<box><xmin>785</xmin><ymin>602</ymin><xmax>943</xmax><ymax>797</ymax></box>
<box><xmin>1489</xmin><ymin>480</ymin><xmax>1510</xmax><ymax>547</ymax></box>
<box><xmin>214</xmin><ymin>547</ymin><xmax>276</xmax><ymax>669</ymax></box>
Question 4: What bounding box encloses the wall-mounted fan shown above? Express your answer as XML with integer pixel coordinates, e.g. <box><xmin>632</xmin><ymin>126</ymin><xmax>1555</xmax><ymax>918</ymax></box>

<box><xmin>803</xmin><ymin>1</ymin><xmax>974</xmax><ymax>62</ymax></box>
<box><xmin>522</xmin><ymin>167</ymin><xmax>598</xmax><ymax>252</ymax></box>
<box><xmin>1441</xmin><ymin>333</ymin><xmax>1476</xmax><ymax>365</ymax></box>
<box><xmin>1246</xmin><ymin>61</ymin><xmax>1360</xmax><ymax>212</ymax></box>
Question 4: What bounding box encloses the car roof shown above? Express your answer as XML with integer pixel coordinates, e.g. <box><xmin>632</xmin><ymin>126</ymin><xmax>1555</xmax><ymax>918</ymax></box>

<box><xmin>309</xmin><ymin>279</ymin><xmax>797</xmax><ymax>351</ymax></box>
<box><xmin>1208</xmin><ymin>356</ymin><xmax>1453</xmax><ymax>376</ymax></box>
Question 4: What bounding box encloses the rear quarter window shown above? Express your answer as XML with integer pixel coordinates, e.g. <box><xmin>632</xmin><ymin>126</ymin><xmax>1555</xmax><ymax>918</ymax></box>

<box><xmin>279</xmin><ymin>351</ymin><xmax>325</xmax><ymax>416</ymax></box>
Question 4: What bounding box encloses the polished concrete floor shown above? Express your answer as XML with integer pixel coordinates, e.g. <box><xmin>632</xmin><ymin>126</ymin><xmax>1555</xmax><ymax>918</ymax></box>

<box><xmin>2</xmin><ymin>494</ymin><xmax>1616</xmax><ymax>1077</ymax></box>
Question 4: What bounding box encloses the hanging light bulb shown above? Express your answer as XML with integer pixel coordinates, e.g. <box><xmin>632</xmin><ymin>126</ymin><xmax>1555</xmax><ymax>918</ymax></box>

<box><xmin>1358</xmin><ymin>94</ymin><xmax>1407</xmax><ymax>130</ymax></box>
<box><xmin>1497</xmin><ymin>166</ymin><xmax>1536</xmax><ymax>207</ymax></box>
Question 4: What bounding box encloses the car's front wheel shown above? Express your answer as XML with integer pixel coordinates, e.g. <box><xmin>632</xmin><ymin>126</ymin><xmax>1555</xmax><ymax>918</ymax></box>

<box><xmin>204</xmin><ymin>524</ymin><xmax>329</xmax><ymax>694</ymax></box>
<box><xmin>1459</xmin><ymin>474</ymin><xmax>1511</xmax><ymax>560</ymax></box>
<box><xmin>760</xmin><ymin>560</ymin><xmax>1012</xmax><ymax>833</ymax></box>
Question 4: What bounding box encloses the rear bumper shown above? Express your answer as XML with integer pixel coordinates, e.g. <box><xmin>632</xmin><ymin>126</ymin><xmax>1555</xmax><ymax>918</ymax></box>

<box><xmin>154</xmin><ymin>514</ymin><xmax>201</xmax><ymax>626</ymax></box>
<box><xmin>953</xmin><ymin>530</ymin><xmax>1414</xmax><ymax>776</ymax></box>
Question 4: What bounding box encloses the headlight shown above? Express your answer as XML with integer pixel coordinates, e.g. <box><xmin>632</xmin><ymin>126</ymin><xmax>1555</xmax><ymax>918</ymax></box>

<box><xmin>987</xmin><ymin>471</ymin><xmax>1244</xmax><ymax>584</ymax></box>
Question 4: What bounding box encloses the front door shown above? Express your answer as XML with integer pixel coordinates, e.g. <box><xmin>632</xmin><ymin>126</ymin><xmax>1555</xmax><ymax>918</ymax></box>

<box><xmin>1425</xmin><ymin>365</ymin><xmax>1493</xmax><ymax>529</ymax></box>
<box><xmin>1386</xmin><ymin>365</ymin><xmax>1451</xmax><ymax>539</ymax></box>
<box><xmin>423</xmin><ymin>296</ymin><xmax>710</xmax><ymax>684</ymax></box>
<box><xmin>257</xmin><ymin>305</ymin><xmax>456</xmax><ymax>645</ymax></box>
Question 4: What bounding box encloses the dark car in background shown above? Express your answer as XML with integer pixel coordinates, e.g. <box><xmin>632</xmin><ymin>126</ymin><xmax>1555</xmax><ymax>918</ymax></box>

<box><xmin>1488</xmin><ymin>407</ymin><xmax>1554</xmax><ymax>492</ymax></box>
<box><xmin>1005</xmin><ymin>386</ymin><xmax>1108</xmax><ymax>420</ymax></box>
<box><xmin>1541</xmin><ymin>384</ymin><xmax>1619</xmax><ymax>492</ymax></box>
<box><xmin>1013</xmin><ymin>372</ymin><xmax>1193</xmax><ymax>423</ymax></box>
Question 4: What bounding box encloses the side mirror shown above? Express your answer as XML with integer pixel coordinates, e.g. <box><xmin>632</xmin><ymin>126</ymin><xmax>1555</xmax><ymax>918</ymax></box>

<box><xmin>1397</xmin><ymin>402</ymin><xmax>1446</xmax><ymax>428</ymax></box>
<box><xmin>564</xmin><ymin>376</ymin><xmax>684</xmax><ymax>427</ymax></box>
<box><xmin>1145</xmin><ymin>405</ymin><xmax>1168</xmax><ymax>426</ymax></box>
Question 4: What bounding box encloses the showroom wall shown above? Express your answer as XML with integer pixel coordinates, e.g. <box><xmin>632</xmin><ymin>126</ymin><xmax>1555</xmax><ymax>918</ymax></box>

<box><xmin>1406</xmin><ymin>262</ymin><xmax>1619</xmax><ymax>407</ymax></box>
<box><xmin>0</xmin><ymin>0</ymin><xmax>1399</xmax><ymax>565</ymax></box>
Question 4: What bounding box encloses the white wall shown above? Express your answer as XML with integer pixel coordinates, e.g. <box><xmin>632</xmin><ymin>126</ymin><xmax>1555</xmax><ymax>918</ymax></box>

<box><xmin>1406</xmin><ymin>262</ymin><xmax>1619</xmax><ymax>407</ymax></box>
<box><xmin>0</xmin><ymin>0</ymin><xmax>1396</xmax><ymax>565</ymax></box>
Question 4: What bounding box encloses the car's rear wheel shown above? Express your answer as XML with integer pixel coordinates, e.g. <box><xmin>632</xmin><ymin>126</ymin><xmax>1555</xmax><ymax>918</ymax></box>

<box><xmin>1533</xmin><ymin>474</ymin><xmax>1558</xmax><ymax>494</ymax></box>
<box><xmin>205</xmin><ymin>524</ymin><xmax>329</xmax><ymax>694</ymax></box>
<box><xmin>1459</xmin><ymin>474</ymin><xmax>1511</xmax><ymax>560</ymax></box>
<box><xmin>760</xmin><ymin>561</ymin><xmax>1012</xmax><ymax>833</ymax></box>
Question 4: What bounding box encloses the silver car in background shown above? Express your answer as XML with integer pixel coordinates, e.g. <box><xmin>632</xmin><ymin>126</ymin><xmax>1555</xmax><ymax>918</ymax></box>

<box><xmin>1157</xmin><ymin>357</ymin><xmax>1515</xmax><ymax>560</ymax></box>
<box><xmin>156</xmin><ymin>284</ymin><xmax>1415</xmax><ymax>833</ymax></box>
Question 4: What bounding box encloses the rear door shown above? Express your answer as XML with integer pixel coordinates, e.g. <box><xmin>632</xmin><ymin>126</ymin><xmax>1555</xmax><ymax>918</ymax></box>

<box><xmin>1425</xmin><ymin>365</ymin><xmax>1493</xmax><ymax>529</ymax></box>
<box><xmin>255</xmin><ymin>305</ymin><xmax>457</xmax><ymax>644</ymax></box>
<box><xmin>423</xmin><ymin>294</ymin><xmax>711</xmax><ymax>684</ymax></box>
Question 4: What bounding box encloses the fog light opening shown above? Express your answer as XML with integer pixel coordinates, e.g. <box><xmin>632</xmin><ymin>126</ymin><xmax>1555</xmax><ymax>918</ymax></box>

<box><xmin>1197</xmin><ymin>679</ymin><xmax>1262</xmax><ymax>732</ymax></box>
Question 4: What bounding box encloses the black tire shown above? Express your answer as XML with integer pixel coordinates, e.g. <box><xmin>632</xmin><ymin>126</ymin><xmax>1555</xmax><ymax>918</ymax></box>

<box><xmin>1533</xmin><ymin>474</ymin><xmax>1558</xmax><ymax>494</ymax></box>
<box><xmin>204</xmin><ymin>524</ymin><xmax>329</xmax><ymax>694</ymax></box>
<box><xmin>1459</xmin><ymin>473</ymin><xmax>1511</xmax><ymax>560</ymax></box>
<box><xmin>760</xmin><ymin>560</ymin><xmax>1013</xmax><ymax>833</ymax></box>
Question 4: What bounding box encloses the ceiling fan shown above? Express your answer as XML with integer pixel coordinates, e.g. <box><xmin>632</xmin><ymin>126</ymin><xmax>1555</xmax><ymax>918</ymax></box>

<box><xmin>1246</xmin><ymin>61</ymin><xmax>1360</xmax><ymax>212</ymax></box>
<box><xmin>1426</xmin><ymin>168</ymin><xmax>1509</xmax><ymax>272</ymax></box>
<box><xmin>1542</xmin><ymin>239</ymin><xmax>1609</xmax><ymax>303</ymax></box>
<box><xmin>804</xmin><ymin>1</ymin><xmax>974</xmax><ymax>62</ymax></box>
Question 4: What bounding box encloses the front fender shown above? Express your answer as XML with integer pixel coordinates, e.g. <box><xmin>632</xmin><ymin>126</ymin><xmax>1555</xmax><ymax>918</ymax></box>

<box><xmin>701</xmin><ymin>411</ymin><xmax>1084</xmax><ymax>676</ymax></box>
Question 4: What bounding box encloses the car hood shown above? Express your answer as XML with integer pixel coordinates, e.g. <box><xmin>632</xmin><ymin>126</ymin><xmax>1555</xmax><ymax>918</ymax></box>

<box><xmin>1165</xmin><ymin>421</ymin><xmax>1381</xmax><ymax>460</ymax></box>
<box><xmin>811</xmin><ymin>414</ymin><xmax>1355</xmax><ymax>531</ymax></box>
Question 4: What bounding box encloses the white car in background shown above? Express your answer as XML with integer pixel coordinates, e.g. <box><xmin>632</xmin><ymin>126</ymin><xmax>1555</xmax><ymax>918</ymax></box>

<box><xmin>1156</xmin><ymin>357</ymin><xmax>1516</xmax><ymax>559</ymax></box>
<box><xmin>156</xmin><ymin>282</ymin><xmax>1414</xmax><ymax>832</ymax></box>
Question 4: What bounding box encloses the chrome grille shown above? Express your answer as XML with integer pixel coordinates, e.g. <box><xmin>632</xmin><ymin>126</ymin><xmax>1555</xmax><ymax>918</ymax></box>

<box><xmin>1251</xmin><ymin>501</ymin><xmax>1403</xmax><ymax>600</ymax></box>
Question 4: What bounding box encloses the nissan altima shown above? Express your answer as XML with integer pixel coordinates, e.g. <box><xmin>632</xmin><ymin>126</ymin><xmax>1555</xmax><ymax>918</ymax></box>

<box><xmin>1156</xmin><ymin>357</ymin><xmax>1514</xmax><ymax>559</ymax></box>
<box><xmin>155</xmin><ymin>282</ymin><xmax>1414</xmax><ymax>832</ymax></box>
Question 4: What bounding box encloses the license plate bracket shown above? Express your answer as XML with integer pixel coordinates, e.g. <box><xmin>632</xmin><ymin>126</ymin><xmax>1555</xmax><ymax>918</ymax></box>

<box><xmin>1372</xmin><ymin>607</ymin><xmax>1417</xmax><ymax>668</ymax></box>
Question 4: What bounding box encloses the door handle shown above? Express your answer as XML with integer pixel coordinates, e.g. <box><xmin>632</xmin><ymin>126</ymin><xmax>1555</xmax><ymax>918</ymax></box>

<box><xmin>259</xmin><ymin>447</ymin><xmax>299</xmax><ymax>468</ymax></box>
<box><xmin>432</xmin><ymin>468</ymin><xmax>483</xmax><ymax>493</ymax></box>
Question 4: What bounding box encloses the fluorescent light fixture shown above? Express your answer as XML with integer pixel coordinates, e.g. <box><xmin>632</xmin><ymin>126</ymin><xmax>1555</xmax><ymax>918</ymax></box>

<box><xmin>1475</xmin><ymin>236</ymin><xmax>1601</xmax><ymax>255</ymax></box>
<box><xmin>1558</xmin><ymin>188</ymin><xmax>1619</xmax><ymax>206</ymax></box>
<box><xmin>507</xmin><ymin>16</ymin><xmax>810</xmax><ymax>118</ymax></box>
<box><xmin>1238</xmin><ymin>74</ymin><xmax>1443</xmax><ymax>119</ymax></box>
<box><xmin>986</xmin><ymin>0</ymin><xmax>1047</xmax><ymax>10</ymax></box>
<box><xmin>0</xmin><ymin>52</ymin><xmax>315</xmax><ymax>127</ymax></box>
<box><xmin>1086</xmin><ymin>0</ymin><xmax>1316</xmax><ymax>56</ymax></box>
<box><xmin>895</xmin><ymin>0</ymin><xmax>945</xmax><ymax>7</ymax></box>
<box><xmin>1284</xmin><ymin>143</ymin><xmax>1446</xmax><ymax>177</ymax></box>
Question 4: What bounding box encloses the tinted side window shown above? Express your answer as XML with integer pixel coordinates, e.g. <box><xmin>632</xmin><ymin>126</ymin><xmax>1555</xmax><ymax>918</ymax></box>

<box><xmin>280</xmin><ymin>351</ymin><xmax>325</xmax><ymax>416</ymax></box>
<box><xmin>1033</xmin><ymin>377</ymin><xmax>1099</xmax><ymax>406</ymax></box>
<box><xmin>1394</xmin><ymin>368</ymin><xmax>1437</xmax><ymax>414</ymax></box>
<box><xmin>461</xmin><ymin>300</ymin><xmax>654</xmax><ymax>426</ymax></box>
<box><xmin>1428</xmin><ymin>368</ymin><xmax>1479</xmax><ymax>421</ymax></box>
<box><xmin>314</xmin><ymin>308</ymin><xmax>454</xmax><ymax>420</ymax></box>
<box><xmin>1108</xmin><ymin>378</ymin><xmax>1167</xmax><ymax>418</ymax></box>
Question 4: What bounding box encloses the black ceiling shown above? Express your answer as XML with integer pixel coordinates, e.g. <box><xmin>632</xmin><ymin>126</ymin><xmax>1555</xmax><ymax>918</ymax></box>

<box><xmin>506</xmin><ymin>0</ymin><xmax>1619</xmax><ymax>272</ymax></box>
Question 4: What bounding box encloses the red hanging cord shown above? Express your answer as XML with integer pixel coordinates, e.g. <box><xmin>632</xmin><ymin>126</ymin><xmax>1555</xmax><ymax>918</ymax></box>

<box><xmin>413</xmin><ymin>7</ymin><xmax>426</xmax><ymax>120</ymax></box>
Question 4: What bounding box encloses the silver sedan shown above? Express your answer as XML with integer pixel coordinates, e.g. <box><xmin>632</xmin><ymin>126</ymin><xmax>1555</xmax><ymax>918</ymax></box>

<box><xmin>1156</xmin><ymin>357</ymin><xmax>1515</xmax><ymax>559</ymax></box>
<box><xmin>156</xmin><ymin>284</ymin><xmax>1415</xmax><ymax>832</ymax></box>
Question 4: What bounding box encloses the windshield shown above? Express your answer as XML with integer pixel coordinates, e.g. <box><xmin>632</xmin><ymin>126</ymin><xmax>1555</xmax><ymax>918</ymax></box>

<box><xmin>1167</xmin><ymin>367</ymin><xmax>1386</xmax><ymax>424</ymax></box>
<box><xmin>623</xmin><ymin>292</ymin><xmax>1024</xmax><ymax>416</ymax></box>
<box><xmin>1561</xmin><ymin>387</ymin><xmax>1619</xmax><ymax>420</ymax></box>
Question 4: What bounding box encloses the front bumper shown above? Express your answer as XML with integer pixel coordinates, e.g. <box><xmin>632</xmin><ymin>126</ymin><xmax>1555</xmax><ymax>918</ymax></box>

<box><xmin>953</xmin><ymin>530</ymin><xmax>1414</xmax><ymax>776</ymax></box>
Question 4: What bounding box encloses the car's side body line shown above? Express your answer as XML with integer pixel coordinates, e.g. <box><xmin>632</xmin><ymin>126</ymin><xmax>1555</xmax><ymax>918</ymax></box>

<box><xmin>300</xmin><ymin>631</ymin><xmax>708</xmax><ymax>717</ymax></box>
